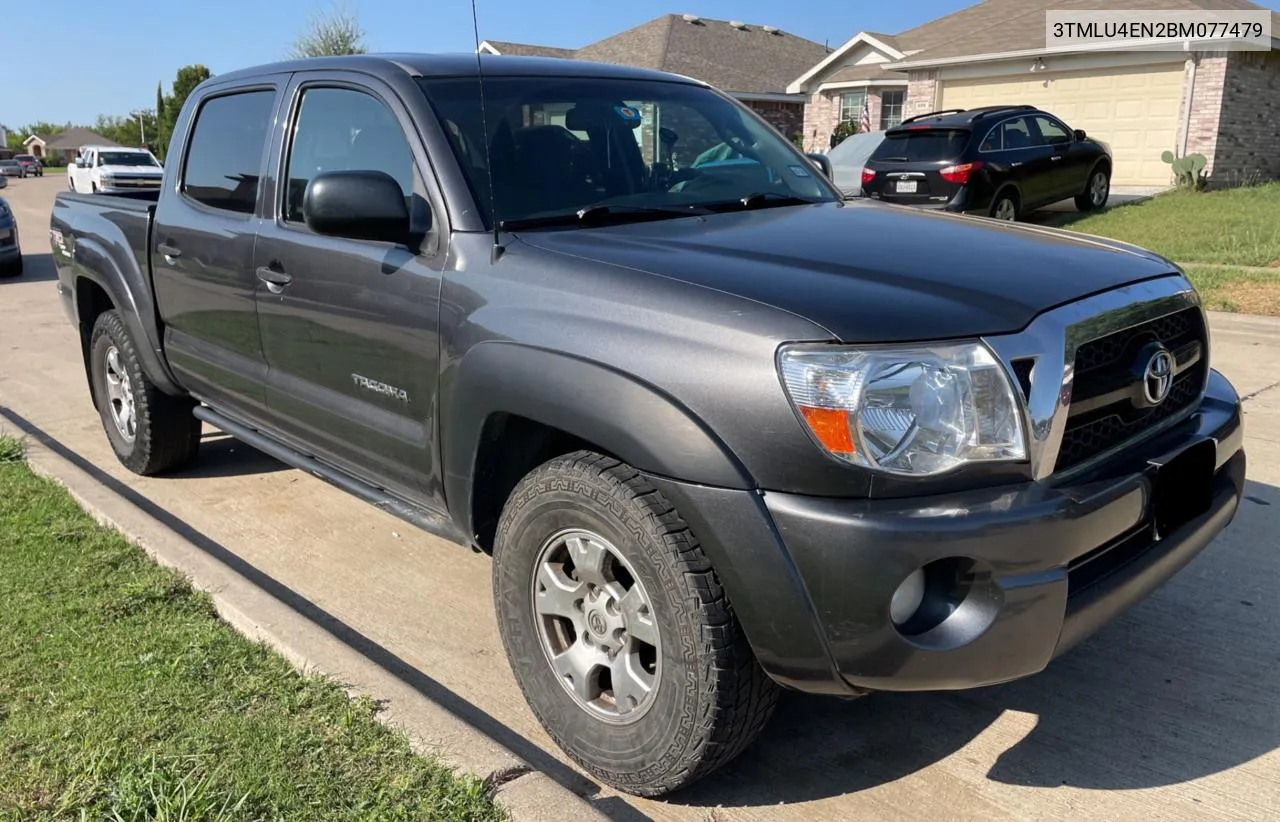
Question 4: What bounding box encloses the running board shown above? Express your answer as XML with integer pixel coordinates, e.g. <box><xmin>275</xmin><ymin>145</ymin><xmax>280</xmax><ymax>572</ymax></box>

<box><xmin>192</xmin><ymin>406</ymin><xmax>471</xmax><ymax>548</ymax></box>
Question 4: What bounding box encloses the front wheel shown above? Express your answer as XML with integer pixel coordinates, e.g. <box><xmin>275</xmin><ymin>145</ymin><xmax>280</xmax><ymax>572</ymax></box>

<box><xmin>0</xmin><ymin>256</ymin><xmax>21</xmax><ymax>278</ymax></box>
<box><xmin>89</xmin><ymin>310</ymin><xmax>202</xmax><ymax>475</ymax></box>
<box><xmin>1075</xmin><ymin>168</ymin><xmax>1111</xmax><ymax>212</ymax></box>
<box><xmin>493</xmin><ymin>451</ymin><xmax>779</xmax><ymax>797</ymax></box>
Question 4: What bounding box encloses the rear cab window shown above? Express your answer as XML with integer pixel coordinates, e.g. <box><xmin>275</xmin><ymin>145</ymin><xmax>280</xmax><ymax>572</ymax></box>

<box><xmin>181</xmin><ymin>90</ymin><xmax>276</xmax><ymax>214</ymax></box>
<box><xmin>869</xmin><ymin>129</ymin><xmax>971</xmax><ymax>163</ymax></box>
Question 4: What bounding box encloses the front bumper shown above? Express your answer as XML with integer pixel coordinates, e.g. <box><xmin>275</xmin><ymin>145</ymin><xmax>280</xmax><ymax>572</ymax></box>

<box><xmin>649</xmin><ymin>368</ymin><xmax>1244</xmax><ymax>696</ymax></box>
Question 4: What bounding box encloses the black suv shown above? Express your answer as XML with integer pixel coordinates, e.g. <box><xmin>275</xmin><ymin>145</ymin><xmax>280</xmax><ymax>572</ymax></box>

<box><xmin>860</xmin><ymin>105</ymin><xmax>1112</xmax><ymax>221</ymax></box>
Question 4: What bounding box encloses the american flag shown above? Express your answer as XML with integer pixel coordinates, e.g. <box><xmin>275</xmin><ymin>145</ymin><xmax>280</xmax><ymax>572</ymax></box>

<box><xmin>859</xmin><ymin>98</ymin><xmax>871</xmax><ymax>133</ymax></box>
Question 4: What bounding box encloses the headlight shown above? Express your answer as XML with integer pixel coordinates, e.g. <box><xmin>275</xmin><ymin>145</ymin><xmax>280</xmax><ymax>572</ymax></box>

<box><xmin>778</xmin><ymin>342</ymin><xmax>1027</xmax><ymax>476</ymax></box>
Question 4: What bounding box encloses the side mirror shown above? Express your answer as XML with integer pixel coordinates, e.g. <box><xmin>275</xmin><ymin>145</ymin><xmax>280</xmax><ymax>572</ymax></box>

<box><xmin>303</xmin><ymin>170</ymin><xmax>409</xmax><ymax>245</ymax></box>
<box><xmin>1073</xmin><ymin>129</ymin><xmax>1087</xmax><ymax>141</ymax></box>
<box><xmin>805</xmin><ymin>152</ymin><xmax>833</xmax><ymax>179</ymax></box>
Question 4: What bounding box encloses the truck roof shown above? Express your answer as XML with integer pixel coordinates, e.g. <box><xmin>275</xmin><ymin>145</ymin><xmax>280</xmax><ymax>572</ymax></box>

<box><xmin>210</xmin><ymin>53</ymin><xmax>711</xmax><ymax>87</ymax></box>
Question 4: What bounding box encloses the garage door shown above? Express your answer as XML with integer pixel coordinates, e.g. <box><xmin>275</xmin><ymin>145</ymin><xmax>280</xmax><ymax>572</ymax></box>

<box><xmin>940</xmin><ymin>63</ymin><xmax>1185</xmax><ymax>186</ymax></box>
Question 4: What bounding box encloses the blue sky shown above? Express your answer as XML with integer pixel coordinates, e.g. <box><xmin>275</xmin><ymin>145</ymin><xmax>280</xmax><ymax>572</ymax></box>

<box><xmin>2</xmin><ymin>0</ymin><xmax>1276</xmax><ymax>127</ymax></box>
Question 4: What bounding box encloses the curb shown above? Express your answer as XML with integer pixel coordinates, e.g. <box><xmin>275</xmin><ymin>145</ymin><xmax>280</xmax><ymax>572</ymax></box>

<box><xmin>0</xmin><ymin>409</ymin><xmax>612</xmax><ymax>822</ymax></box>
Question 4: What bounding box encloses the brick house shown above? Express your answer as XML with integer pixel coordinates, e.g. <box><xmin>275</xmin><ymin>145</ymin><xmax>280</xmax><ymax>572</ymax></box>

<box><xmin>478</xmin><ymin>14</ymin><xmax>832</xmax><ymax>144</ymax></box>
<box><xmin>791</xmin><ymin>0</ymin><xmax>1280</xmax><ymax>187</ymax></box>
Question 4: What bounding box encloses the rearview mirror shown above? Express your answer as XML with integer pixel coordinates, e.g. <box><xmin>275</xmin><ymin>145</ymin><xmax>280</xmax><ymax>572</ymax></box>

<box><xmin>805</xmin><ymin>152</ymin><xmax>833</xmax><ymax>179</ymax></box>
<box><xmin>1073</xmin><ymin>129</ymin><xmax>1087</xmax><ymax>141</ymax></box>
<box><xmin>303</xmin><ymin>170</ymin><xmax>409</xmax><ymax>245</ymax></box>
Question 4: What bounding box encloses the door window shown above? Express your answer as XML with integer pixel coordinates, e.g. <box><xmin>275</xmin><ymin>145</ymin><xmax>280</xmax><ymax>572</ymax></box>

<box><xmin>1033</xmin><ymin>116</ymin><xmax>1071</xmax><ymax>145</ymax></box>
<box><xmin>181</xmin><ymin>90</ymin><xmax>275</xmax><ymax>214</ymax></box>
<box><xmin>283</xmin><ymin>86</ymin><xmax>420</xmax><ymax>228</ymax></box>
<box><xmin>980</xmin><ymin>117</ymin><xmax>1040</xmax><ymax>152</ymax></box>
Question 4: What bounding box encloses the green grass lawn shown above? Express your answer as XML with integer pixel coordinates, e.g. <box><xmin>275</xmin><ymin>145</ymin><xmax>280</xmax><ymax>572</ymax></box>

<box><xmin>1060</xmin><ymin>182</ymin><xmax>1280</xmax><ymax>268</ymax></box>
<box><xmin>0</xmin><ymin>436</ymin><xmax>503</xmax><ymax>821</ymax></box>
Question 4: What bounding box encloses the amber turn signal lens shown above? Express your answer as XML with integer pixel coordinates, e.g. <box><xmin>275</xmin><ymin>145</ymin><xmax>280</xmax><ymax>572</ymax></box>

<box><xmin>798</xmin><ymin>406</ymin><xmax>855</xmax><ymax>456</ymax></box>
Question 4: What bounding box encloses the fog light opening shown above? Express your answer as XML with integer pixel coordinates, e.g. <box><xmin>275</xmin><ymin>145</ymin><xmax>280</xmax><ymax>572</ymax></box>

<box><xmin>889</xmin><ymin>569</ymin><xmax>927</xmax><ymax>626</ymax></box>
<box><xmin>892</xmin><ymin>557</ymin><xmax>1001</xmax><ymax>648</ymax></box>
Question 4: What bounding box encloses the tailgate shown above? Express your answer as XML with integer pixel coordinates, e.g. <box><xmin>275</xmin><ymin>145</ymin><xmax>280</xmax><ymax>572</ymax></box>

<box><xmin>864</xmin><ymin>127</ymin><xmax>971</xmax><ymax>204</ymax></box>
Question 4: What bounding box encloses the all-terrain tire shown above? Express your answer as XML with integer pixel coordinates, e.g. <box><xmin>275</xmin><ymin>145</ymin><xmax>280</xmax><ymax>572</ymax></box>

<box><xmin>89</xmin><ymin>310</ymin><xmax>201</xmax><ymax>475</ymax></box>
<box><xmin>492</xmin><ymin>450</ymin><xmax>779</xmax><ymax>797</ymax></box>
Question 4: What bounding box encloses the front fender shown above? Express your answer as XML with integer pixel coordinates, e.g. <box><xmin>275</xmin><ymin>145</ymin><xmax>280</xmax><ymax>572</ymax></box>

<box><xmin>441</xmin><ymin>341</ymin><xmax>752</xmax><ymax>538</ymax></box>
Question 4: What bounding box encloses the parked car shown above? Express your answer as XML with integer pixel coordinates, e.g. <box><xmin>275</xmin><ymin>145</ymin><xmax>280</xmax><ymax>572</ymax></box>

<box><xmin>67</xmin><ymin>146</ymin><xmax>164</xmax><ymax>194</ymax></box>
<box><xmin>0</xmin><ymin>195</ymin><xmax>21</xmax><ymax>277</ymax></box>
<box><xmin>0</xmin><ymin>160</ymin><xmax>24</xmax><ymax>179</ymax></box>
<box><xmin>50</xmin><ymin>55</ymin><xmax>1243</xmax><ymax>798</ymax></box>
<box><xmin>0</xmin><ymin>173</ymin><xmax>7</xmax><ymax>190</ymax></box>
<box><xmin>860</xmin><ymin>104</ymin><xmax>1112</xmax><ymax>221</ymax></box>
<box><xmin>825</xmin><ymin>129</ymin><xmax>885</xmax><ymax>196</ymax></box>
<box><xmin>14</xmin><ymin>154</ymin><xmax>43</xmax><ymax>177</ymax></box>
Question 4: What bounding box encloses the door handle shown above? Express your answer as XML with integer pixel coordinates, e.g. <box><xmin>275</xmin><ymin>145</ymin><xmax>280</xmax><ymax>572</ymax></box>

<box><xmin>1050</xmin><ymin>155</ymin><xmax>1063</xmax><ymax>161</ymax></box>
<box><xmin>157</xmin><ymin>242</ymin><xmax>182</xmax><ymax>261</ymax></box>
<box><xmin>256</xmin><ymin>265</ymin><xmax>293</xmax><ymax>294</ymax></box>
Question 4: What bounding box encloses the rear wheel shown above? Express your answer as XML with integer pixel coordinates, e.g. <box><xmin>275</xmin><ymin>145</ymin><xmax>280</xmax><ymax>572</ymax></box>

<box><xmin>89</xmin><ymin>310</ymin><xmax>201</xmax><ymax>475</ymax></box>
<box><xmin>493</xmin><ymin>451</ymin><xmax>779</xmax><ymax>797</ymax></box>
<box><xmin>1075</xmin><ymin>167</ymin><xmax>1110</xmax><ymax>212</ymax></box>
<box><xmin>990</xmin><ymin>190</ymin><xmax>1020</xmax><ymax>221</ymax></box>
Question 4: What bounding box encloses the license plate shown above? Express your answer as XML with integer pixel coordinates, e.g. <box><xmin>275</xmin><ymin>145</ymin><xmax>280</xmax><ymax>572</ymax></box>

<box><xmin>896</xmin><ymin>180</ymin><xmax>918</xmax><ymax>193</ymax></box>
<box><xmin>0</xmin><ymin>228</ymin><xmax>10</xmax><ymax>241</ymax></box>
<box><xmin>1149</xmin><ymin>438</ymin><xmax>1215</xmax><ymax>537</ymax></box>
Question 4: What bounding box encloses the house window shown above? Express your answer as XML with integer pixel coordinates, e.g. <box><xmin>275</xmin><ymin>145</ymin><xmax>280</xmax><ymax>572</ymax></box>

<box><xmin>880</xmin><ymin>90</ymin><xmax>905</xmax><ymax>129</ymax></box>
<box><xmin>839</xmin><ymin>91</ymin><xmax>865</xmax><ymax>125</ymax></box>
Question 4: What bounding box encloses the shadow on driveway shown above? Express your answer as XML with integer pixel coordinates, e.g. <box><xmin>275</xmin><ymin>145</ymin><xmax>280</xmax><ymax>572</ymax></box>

<box><xmin>0</xmin><ymin>252</ymin><xmax>57</xmax><ymax>284</ymax></box>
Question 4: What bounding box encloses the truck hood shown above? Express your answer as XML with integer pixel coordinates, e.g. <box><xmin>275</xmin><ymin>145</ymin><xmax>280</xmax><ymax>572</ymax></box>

<box><xmin>515</xmin><ymin>201</ymin><xmax>1181</xmax><ymax>343</ymax></box>
<box><xmin>99</xmin><ymin>165</ymin><xmax>163</xmax><ymax>176</ymax></box>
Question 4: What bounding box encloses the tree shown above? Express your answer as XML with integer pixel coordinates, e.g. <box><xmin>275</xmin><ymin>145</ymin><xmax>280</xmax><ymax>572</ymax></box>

<box><xmin>289</xmin><ymin>1</ymin><xmax>367</xmax><ymax>58</ymax></box>
<box><xmin>159</xmin><ymin>64</ymin><xmax>213</xmax><ymax>151</ymax></box>
<box><xmin>155</xmin><ymin>82</ymin><xmax>167</xmax><ymax>159</ymax></box>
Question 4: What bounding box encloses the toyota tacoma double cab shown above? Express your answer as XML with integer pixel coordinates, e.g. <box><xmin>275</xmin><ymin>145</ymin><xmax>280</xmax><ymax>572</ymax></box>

<box><xmin>50</xmin><ymin>54</ymin><xmax>1245</xmax><ymax>797</ymax></box>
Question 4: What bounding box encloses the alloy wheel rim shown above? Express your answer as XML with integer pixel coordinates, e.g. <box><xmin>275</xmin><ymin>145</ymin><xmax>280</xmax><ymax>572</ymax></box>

<box><xmin>1091</xmin><ymin>173</ymin><xmax>1108</xmax><ymax>206</ymax></box>
<box><xmin>530</xmin><ymin>528</ymin><xmax>661</xmax><ymax>723</ymax></box>
<box><xmin>995</xmin><ymin>199</ymin><xmax>1016</xmax><ymax>220</ymax></box>
<box><xmin>104</xmin><ymin>345</ymin><xmax>137</xmax><ymax>442</ymax></box>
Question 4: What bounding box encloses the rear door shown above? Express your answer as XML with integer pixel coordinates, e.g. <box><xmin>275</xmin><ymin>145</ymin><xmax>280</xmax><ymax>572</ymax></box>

<box><xmin>251</xmin><ymin>71</ymin><xmax>448</xmax><ymax>506</ymax></box>
<box><xmin>151</xmin><ymin>78</ymin><xmax>288</xmax><ymax>420</ymax></box>
<box><xmin>866</xmin><ymin>128</ymin><xmax>971</xmax><ymax>206</ymax></box>
<box><xmin>978</xmin><ymin>115</ymin><xmax>1054</xmax><ymax>209</ymax></box>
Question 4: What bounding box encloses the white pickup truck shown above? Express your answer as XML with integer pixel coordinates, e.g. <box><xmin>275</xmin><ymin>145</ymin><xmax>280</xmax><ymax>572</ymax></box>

<box><xmin>68</xmin><ymin>146</ymin><xmax>164</xmax><ymax>194</ymax></box>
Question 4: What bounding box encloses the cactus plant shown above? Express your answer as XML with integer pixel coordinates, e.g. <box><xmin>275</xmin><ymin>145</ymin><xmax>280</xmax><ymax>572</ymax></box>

<box><xmin>1160</xmin><ymin>148</ymin><xmax>1208</xmax><ymax>189</ymax></box>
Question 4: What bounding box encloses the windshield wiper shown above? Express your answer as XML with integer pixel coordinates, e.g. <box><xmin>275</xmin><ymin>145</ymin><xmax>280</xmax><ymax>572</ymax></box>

<box><xmin>700</xmin><ymin>192</ymin><xmax>822</xmax><ymax>213</ymax></box>
<box><xmin>501</xmin><ymin>203</ymin><xmax>712</xmax><ymax>231</ymax></box>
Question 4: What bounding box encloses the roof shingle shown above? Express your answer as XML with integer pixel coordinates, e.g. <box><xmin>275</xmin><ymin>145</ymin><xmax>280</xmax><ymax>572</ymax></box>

<box><xmin>484</xmin><ymin>14</ymin><xmax>831</xmax><ymax>94</ymax></box>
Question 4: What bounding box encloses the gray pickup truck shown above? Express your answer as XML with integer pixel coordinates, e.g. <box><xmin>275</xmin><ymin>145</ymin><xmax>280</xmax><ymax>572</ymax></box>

<box><xmin>50</xmin><ymin>54</ymin><xmax>1245</xmax><ymax>797</ymax></box>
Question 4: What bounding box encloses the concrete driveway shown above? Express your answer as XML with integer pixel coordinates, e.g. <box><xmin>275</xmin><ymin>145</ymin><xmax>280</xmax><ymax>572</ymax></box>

<box><xmin>3</xmin><ymin>175</ymin><xmax>1280</xmax><ymax>821</ymax></box>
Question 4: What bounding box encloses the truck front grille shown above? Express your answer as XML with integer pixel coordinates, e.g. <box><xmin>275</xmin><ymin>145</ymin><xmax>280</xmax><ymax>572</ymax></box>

<box><xmin>1054</xmin><ymin>307</ymin><xmax>1207</xmax><ymax>472</ymax></box>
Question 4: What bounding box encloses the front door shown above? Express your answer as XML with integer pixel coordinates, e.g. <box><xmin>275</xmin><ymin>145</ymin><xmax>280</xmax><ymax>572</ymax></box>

<box><xmin>252</xmin><ymin>74</ymin><xmax>447</xmax><ymax>506</ymax></box>
<box><xmin>1033</xmin><ymin>115</ymin><xmax>1092</xmax><ymax>202</ymax></box>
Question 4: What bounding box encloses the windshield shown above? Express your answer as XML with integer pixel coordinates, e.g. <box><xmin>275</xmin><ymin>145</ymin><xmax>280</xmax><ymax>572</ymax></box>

<box><xmin>870</xmin><ymin>129</ymin><xmax>971</xmax><ymax>163</ymax></box>
<box><xmin>419</xmin><ymin>76</ymin><xmax>839</xmax><ymax>228</ymax></box>
<box><xmin>99</xmin><ymin>152</ymin><xmax>160</xmax><ymax>167</ymax></box>
<box><xmin>15</xmin><ymin>155</ymin><xmax>35</xmax><ymax>162</ymax></box>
